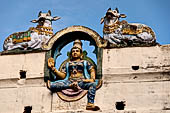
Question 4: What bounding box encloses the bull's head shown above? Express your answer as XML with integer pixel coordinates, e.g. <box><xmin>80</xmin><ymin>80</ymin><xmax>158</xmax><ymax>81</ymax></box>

<box><xmin>31</xmin><ymin>10</ymin><xmax>60</xmax><ymax>27</ymax></box>
<box><xmin>101</xmin><ymin>8</ymin><xmax>126</xmax><ymax>24</ymax></box>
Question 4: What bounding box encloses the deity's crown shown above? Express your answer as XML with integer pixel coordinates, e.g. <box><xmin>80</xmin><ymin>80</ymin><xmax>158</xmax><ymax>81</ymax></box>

<box><xmin>73</xmin><ymin>39</ymin><xmax>82</xmax><ymax>50</ymax></box>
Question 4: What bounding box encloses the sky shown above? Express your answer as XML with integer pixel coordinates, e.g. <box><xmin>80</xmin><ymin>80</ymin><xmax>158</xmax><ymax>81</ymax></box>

<box><xmin>0</xmin><ymin>0</ymin><xmax>170</xmax><ymax>54</ymax></box>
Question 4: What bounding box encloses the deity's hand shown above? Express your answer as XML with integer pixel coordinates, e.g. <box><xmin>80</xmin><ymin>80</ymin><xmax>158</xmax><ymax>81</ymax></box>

<box><xmin>47</xmin><ymin>57</ymin><xmax>66</xmax><ymax>79</ymax></box>
<box><xmin>83</xmin><ymin>79</ymin><xmax>94</xmax><ymax>83</ymax></box>
<box><xmin>69</xmin><ymin>82</ymin><xmax>79</xmax><ymax>91</ymax></box>
<box><xmin>48</xmin><ymin>57</ymin><xmax>55</xmax><ymax>68</ymax></box>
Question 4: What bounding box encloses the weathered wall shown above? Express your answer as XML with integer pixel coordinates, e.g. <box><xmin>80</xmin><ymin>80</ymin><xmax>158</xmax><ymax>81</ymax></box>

<box><xmin>99</xmin><ymin>45</ymin><xmax>170</xmax><ymax>112</ymax></box>
<box><xmin>0</xmin><ymin>45</ymin><xmax>170</xmax><ymax>113</ymax></box>
<box><xmin>0</xmin><ymin>52</ymin><xmax>51</xmax><ymax>113</ymax></box>
<box><xmin>102</xmin><ymin>45</ymin><xmax>170</xmax><ymax>75</ymax></box>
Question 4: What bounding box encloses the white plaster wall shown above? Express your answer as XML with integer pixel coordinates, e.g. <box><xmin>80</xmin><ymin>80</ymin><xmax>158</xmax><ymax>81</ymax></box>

<box><xmin>0</xmin><ymin>86</ymin><xmax>52</xmax><ymax>113</ymax></box>
<box><xmin>0</xmin><ymin>52</ymin><xmax>51</xmax><ymax>113</ymax></box>
<box><xmin>0</xmin><ymin>52</ymin><xmax>46</xmax><ymax>80</ymax></box>
<box><xmin>99</xmin><ymin>45</ymin><xmax>170</xmax><ymax>112</ymax></box>
<box><xmin>0</xmin><ymin>45</ymin><xmax>170</xmax><ymax>113</ymax></box>
<box><xmin>102</xmin><ymin>45</ymin><xmax>170</xmax><ymax>74</ymax></box>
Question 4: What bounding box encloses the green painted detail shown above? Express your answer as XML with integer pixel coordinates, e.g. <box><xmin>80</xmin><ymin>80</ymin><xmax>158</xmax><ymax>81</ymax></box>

<box><xmin>12</xmin><ymin>31</ymin><xmax>31</xmax><ymax>44</ymax></box>
<box><xmin>96</xmin><ymin>48</ymin><xmax>103</xmax><ymax>79</ymax></box>
<box><xmin>44</xmin><ymin>50</ymin><xmax>52</xmax><ymax>82</ymax></box>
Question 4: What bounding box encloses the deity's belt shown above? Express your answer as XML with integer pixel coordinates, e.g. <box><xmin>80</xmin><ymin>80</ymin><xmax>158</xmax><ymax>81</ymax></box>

<box><xmin>69</xmin><ymin>77</ymin><xmax>84</xmax><ymax>82</ymax></box>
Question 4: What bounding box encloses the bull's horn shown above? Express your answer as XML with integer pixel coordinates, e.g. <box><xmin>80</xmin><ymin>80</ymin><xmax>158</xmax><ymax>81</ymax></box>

<box><xmin>52</xmin><ymin>16</ymin><xmax>61</xmax><ymax>21</ymax></box>
<box><xmin>47</xmin><ymin>10</ymin><xmax>51</xmax><ymax>16</ymax></box>
<box><xmin>120</xmin><ymin>14</ymin><xmax>127</xmax><ymax>18</ymax></box>
<box><xmin>30</xmin><ymin>19</ymin><xmax>38</xmax><ymax>23</ymax></box>
<box><xmin>107</xmin><ymin>8</ymin><xmax>111</xmax><ymax>11</ymax></box>
<box><xmin>38</xmin><ymin>11</ymin><xmax>42</xmax><ymax>17</ymax></box>
<box><xmin>115</xmin><ymin>8</ymin><xmax>119</xmax><ymax>13</ymax></box>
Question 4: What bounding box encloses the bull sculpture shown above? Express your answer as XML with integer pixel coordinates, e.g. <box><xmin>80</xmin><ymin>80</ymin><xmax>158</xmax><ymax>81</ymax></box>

<box><xmin>100</xmin><ymin>8</ymin><xmax>156</xmax><ymax>46</ymax></box>
<box><xmin>3</xmin><ymin>10</ymin><xmax>60</xmax><ymax>50</ymax></box>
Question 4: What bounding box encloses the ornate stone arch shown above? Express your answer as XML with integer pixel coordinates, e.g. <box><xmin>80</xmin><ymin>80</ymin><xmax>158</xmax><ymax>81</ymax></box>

<box><xmin>44</xmin><ymin>25</ymin><xmax>105</xmax><ymax>80</ymax></box>
<box><xmin>44</xmin><ymin>26</ymin><xmax>104</xmax><ymax>101</ymax></box>
<box><xmin>42</xmin><ymin>25</ymin><xmax>106</xmax><ymax>51</ymax></box>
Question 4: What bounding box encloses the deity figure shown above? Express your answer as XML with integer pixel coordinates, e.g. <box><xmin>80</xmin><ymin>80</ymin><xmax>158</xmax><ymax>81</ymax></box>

<box><xmin>47</xmin><ymin>40</ymin><xmax>100</xmax><ymax>111</ymax></box>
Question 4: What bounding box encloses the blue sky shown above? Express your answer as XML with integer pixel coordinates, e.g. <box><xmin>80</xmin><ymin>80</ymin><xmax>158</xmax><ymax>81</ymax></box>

<box><xmin>0</xmin><ymin>0</ymin><xmax>170</xmax><ymax>53</ymax></box>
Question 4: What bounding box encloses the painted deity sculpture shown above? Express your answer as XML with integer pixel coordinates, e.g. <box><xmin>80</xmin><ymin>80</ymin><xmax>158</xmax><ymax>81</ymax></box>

<box><xmin>3</xmin><ymin>10</ymin><xmax>60</xmax><ymax>50</ymax></box>
<box><xmin>100</xmin><ymin>8</ymin><xmax>156</xmax><ymax>46</ymax></box>
<box><xmin>47</xmin><ymin>40</ymin><xmax>100</xmax><ymax>111</ymax></box>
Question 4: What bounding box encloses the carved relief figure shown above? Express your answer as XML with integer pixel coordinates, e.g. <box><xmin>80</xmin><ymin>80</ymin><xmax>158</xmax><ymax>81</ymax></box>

<box><xmin>100</xmin><ymin>8</ymin><xmax>156</xmax><ymax>46</ymax></box>
<box><xmin>3</xmin><ymin>10</ymin><xmax>60</xmax><ymax>50</ymax></box>
<box><xmin>47</xmin><ymin>40</ymin><xmax>100</xmax><ymax>111</ymax></box>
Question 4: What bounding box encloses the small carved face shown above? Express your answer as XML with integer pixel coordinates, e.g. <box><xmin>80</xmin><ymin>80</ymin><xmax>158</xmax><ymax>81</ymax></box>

<box><xmin>31</xmin><ymin>10</ymin><xmax>60</xmax><ymax>24</ymax></box>
<box><xmin>105</xmin><ymin>8</ymin><xmax>126</xmax><ymax>20</ymax></box>
<box><xmin>106</xmin><ymin>10</ymin><xmax>119</xmax><ymax>18</ymax></box>
<box><xmin>71</xmin><ymin>48</ymin><xmax>81</xmax><ymax>59</ymax></box>
<box><xmin>106</xmin><ymin>13</ymin><xmax>114</xmax><ymax>19</ymax></box>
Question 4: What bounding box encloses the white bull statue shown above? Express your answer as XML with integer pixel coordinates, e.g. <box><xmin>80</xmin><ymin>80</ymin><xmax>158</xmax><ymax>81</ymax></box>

<box><xmin>3</xmin><ymin>10</ymin><xmax>60</xmax><ymax>51</ymax></box>
<box><xmin>100</xmin><ymin>8</ymin><xmax>156</xmax><ymax>46</ymax></box>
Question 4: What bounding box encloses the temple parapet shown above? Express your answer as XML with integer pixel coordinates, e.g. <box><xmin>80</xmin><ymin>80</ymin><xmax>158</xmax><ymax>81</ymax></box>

<box><xmin>0</xmin><ymin>45</ymin><xmax>170</xmax><ymax>113</ymax></box>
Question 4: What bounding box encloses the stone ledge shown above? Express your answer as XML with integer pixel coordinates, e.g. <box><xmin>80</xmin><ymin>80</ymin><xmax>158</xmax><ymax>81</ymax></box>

<box><xmin>0</xmin><ymin>49</ymin><xmax>47</xmax><ymax>56</ymax></box>
<box><xmin>48</xmin><ymin>109</ymin><xmax>170</xmax><ymax>113</ymax></box>
<box><xmin>103</xmin><ymin>72</ymin><xmax>170</xmax><ymax>83</ymax></box>
<box><xmin>49</xmin><ymin>110</ymin><xmax>136</xmax><ymax>113</ymax></box>
<box><xmin>0</xmin><ymin>77</ymin><xmax>45</xmax><ymax>88</ymax></box>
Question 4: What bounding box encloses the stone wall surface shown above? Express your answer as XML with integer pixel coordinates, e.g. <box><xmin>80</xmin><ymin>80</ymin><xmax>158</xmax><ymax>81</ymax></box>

<box><xmin>0</xmin><ymin>45</ymin><xmax>170</xmax><ymax>113</ymax></box>
<box><xmin>102</xmin><ymin>45</ymin><xmax>170</xmax><ymax>75</ymax></box>
<box><xmin>100</xmin><ymin>45</ymin><xmax>170</xmax><ymax>113</ymax></box>
<box><xmin>0</xmin><ymin>52</ymin><xmax>51</xmax><ymax>113</ymax></box>
<box><xmin>0</xmin><ymin>52</ymin><xmax>45</xmax><ymax>80</ymax></box>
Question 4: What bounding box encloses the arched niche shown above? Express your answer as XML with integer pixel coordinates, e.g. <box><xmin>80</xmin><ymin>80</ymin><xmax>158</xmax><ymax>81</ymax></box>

<box><xmin>43</xmin><ymin>25</ymin><xmax>106</xmax><ymax>51</ymax></box>
<box><xmin>44</xmin><ymin>25</ymin><xmax>105</xmax><ymax>81</ymax></box>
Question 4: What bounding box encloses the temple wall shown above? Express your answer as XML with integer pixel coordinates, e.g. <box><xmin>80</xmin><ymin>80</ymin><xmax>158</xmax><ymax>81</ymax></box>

<box><xmin>0</xmin><ymin>45</ymin><xmax>170</xmax><ymax>113</ymax></box>
<box><xmin>100</xmin><ymin>45</ymin><xmax>170</xmax><ymax>112</ymax></box>
<box><xmin>0</xmin><ymin>52</ymin><xmax>51</xmax><ymax>113</ymax></box>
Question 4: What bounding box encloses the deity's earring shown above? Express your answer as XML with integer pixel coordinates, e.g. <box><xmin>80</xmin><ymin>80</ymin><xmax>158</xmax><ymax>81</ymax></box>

<box><xmin>80</xmin><ymin>54</ymin><xmax>84</xmax><ymax>59</ymax></box>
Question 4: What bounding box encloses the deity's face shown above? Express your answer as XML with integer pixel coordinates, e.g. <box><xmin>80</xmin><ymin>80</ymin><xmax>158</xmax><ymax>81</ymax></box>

<box><xmin>71</xmin><ymin>48</ymin><xmax>81</xmax><ymax>59</ymax></box>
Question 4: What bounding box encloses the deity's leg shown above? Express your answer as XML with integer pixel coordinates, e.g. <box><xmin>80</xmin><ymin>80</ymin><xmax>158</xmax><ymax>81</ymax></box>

<box><xmin>78</xmin><ymin>82</ymin><xmax>100</xmax><ymax>111</ymax></box>
<box><xmin>78</xmin><ymin>82</ymin><xmax>97</xmax><ymax>104</ymax></box>
<box><xmin>48</xmin><ymin>80</ymin><xmax>72</xmax><ymax>92</ymax></box>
